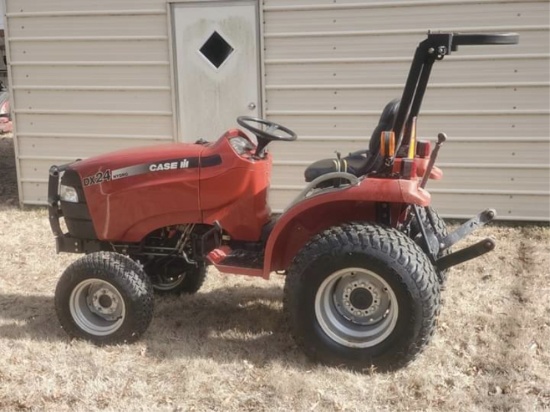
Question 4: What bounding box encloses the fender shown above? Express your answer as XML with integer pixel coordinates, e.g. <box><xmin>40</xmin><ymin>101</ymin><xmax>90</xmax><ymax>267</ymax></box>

<box><xmin>262</xmin><ymin>177</ymin><xmax>430</xmax><ymax>276</ymax></box>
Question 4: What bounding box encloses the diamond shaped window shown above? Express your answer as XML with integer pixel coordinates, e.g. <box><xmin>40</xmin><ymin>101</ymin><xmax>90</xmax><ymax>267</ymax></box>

<box><xmin>199</xmin><ymin>31</ymin><xmax>234</xmax><ymax>69</ymax></box>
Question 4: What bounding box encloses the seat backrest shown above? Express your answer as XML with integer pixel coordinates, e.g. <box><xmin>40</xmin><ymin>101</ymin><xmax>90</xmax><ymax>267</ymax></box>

<box><xmin>368</xmin><ymin>98</ymin><xmax>401</xmax><ymax>156</ymax></box>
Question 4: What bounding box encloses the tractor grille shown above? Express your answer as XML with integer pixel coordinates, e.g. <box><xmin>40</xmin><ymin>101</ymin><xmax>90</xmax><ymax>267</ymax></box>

<box><xmin>60</xmin><ymin>168</ymin><xmax>98</xmax><ymax>239</ymax></box>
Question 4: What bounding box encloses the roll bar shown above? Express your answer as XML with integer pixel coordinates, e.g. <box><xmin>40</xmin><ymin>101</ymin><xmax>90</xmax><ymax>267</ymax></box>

<box><xmin>452</xmin><ymin>33</ymin><xmax>519</xmax><ymax>48</ymax></box>
<box><xmin>391</xmin><ymin>32</ymin><xmax>519</xmax><ymax>163</ymax></box>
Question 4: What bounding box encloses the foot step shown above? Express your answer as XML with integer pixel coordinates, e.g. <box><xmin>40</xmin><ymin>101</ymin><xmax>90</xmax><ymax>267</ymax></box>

<box><xmin>219</xmin><ymin>249</ymin><xmax>264</xmax><ymax>269</ymax></box>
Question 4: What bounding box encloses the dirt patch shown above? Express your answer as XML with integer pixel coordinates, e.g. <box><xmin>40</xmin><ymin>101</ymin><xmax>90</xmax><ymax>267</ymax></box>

<box><xmin>0</xmin><ymin>133</ymin><xmax>18</xmax><ymax>205</ymax></box>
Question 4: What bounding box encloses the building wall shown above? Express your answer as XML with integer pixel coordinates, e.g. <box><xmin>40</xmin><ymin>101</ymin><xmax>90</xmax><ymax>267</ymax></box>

<box><xmin>3</xmin><ymin>0</ymin><xmax>173</xmax><ymax>204</ymax></box>
<box><xmin>263</xmin><ymin>0</ymin><xmax>550</xmax><ymax>220</ymax></box>
<box><xmin>3</xmin><ymin>0</ymin><xmax>549</xmax><ymax>220</ymax></box>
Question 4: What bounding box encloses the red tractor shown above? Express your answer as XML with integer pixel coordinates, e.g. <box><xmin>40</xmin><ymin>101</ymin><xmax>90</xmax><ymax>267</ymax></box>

<box><xmin>48</xmin><ymin>32</ymin><xmax>518</xmax><ymax>371</ymax></box>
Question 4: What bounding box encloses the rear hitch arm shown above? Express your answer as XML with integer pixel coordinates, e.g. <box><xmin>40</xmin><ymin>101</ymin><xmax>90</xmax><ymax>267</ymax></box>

<box><xmin>439</xmin><ymin>208</ymin><xmax>497</xmax><ymax>251</ymax></box>
<box><xmin>412</xmin><ymin>206</ymin><xmax>497</xmax><ymax>272</ymax></box>
<box><xmin>436</xmin><ymin>238</ymin><xmax>496</xmax><ymax>272</ymax></box>
<box><xmin>434</xmin><ymin>208</ymin><xmax>497</xmax><ymax>271</ymax></box>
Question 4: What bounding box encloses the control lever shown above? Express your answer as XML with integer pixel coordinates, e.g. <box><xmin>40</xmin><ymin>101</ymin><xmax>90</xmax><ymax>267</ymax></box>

<box><xmin>420</xmin><ymin>132</ymin><xmax>446</xmax><ymax>188</ymax></box>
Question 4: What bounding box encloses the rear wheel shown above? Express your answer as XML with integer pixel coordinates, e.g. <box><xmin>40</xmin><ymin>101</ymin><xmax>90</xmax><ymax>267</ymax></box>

<box><xmin>284</xmin><ymin>223</ymin><xmax>440</xmax><ymax>371</ymax></box>
<box><xmin>55</xmin><ymin>252</ymin><xmax>154</xmax><ymax>345</ymax></box>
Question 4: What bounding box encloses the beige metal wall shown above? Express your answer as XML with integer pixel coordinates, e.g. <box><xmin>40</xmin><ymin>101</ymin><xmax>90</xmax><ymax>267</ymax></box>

<box><xmin>3</xmin><ymin>0</ymin><xmax>549</xmax><ymax>220</ymax></box>
<box><xmin>263</xmin><ymin>0</ymin><xmax>550</xmax><ymax>220</ymax></box>
<box><xmin>3</xmin><ymin>0</ymin><xmax>173</xmax><ymax>204</ymax></box>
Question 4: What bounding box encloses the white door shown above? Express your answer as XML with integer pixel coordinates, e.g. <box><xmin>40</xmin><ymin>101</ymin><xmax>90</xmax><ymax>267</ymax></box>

<box><xmin>173</xmin><ymin>1</ymin><xmax>261</xmax><ymax>142</ymax></box>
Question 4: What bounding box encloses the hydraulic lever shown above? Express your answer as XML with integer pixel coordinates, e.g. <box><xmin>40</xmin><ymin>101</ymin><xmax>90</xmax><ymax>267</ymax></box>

<box><xmin>420</xmin><ymin>132</ymin><xmax>446</xmax><ymax>189</ymax></box>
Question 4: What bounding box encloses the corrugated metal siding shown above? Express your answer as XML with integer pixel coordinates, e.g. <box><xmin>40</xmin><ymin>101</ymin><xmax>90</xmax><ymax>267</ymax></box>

<box><xmin>263</xmin><ymin>0</ymin><xmax>550</xmax><ymax>220</ymax></box>
<box><xmin>3</xmin><ymin>0</ymin><xmax>549</xmax><ymax>221</ymax></box>
<box><xmin>3</xmin><ymin>0</ymin><xmax>172</xmax><ymax>204</ymax></box>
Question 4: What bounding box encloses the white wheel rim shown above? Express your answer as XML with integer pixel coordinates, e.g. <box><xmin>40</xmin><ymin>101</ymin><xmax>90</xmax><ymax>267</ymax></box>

<box><xmin>69</xmin><ymin>278</ymin><xmax>126</xmax><ymax>336</ymax></box>
<box><xmin>314</xmin><ymin>268</ymin><xmax>399</xmax><ymax>348</ymax></box>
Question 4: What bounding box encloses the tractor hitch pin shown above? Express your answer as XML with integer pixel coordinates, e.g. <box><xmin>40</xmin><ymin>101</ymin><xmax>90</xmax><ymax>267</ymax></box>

<box><xmin>420</xmin><ymin>132</ymin><xmax>446</xmax><ymax>189</ymax></box>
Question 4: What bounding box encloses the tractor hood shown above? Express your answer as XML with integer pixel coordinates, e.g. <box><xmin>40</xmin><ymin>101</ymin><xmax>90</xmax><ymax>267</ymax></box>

<box><xmin>61</xmin><ymin>141</ymin><xmax>211</xmax><ymax>242</ymax></box>
<box><xmin>55</xmin><ymin>130</ymin><xmax>271</xmax><ymax>243</ymax></box>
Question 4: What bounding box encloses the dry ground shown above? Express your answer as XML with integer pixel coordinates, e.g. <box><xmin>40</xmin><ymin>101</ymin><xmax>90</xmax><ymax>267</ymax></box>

<box><xmin>0</xmin><ymin>135</ymin><xmax>549</xmax><ymax>411</ymax></box>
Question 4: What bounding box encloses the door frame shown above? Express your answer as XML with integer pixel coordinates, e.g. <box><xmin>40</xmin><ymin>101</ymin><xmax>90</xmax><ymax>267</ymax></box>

<box><xmin>167</xmin><ymin>0</ymin><xmax>265</xmax><ymax>142</ymax></box>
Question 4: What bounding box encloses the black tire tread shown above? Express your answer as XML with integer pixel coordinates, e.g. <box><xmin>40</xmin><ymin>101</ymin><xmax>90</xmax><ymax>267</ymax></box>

<box><xmin>178</xmin><ymin>265</ymin><xmax>207</xmax><ymax>294</ymax></box>
<box><xmin>135</xmin><ymin>256</ymin><xmax>207</xmax><ymax>296</ymax></box>
<box><xmin>284</xmin><ymin>222</ymin><xmax>440</xmax><ymax>371</ymax></box>
<box><xmin>55</xmin><ymin>252</ymin><xmax>154</xmax><ymax>345</ymax></box>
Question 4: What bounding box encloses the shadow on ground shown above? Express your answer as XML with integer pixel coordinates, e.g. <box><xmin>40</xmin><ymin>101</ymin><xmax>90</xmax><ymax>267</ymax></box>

<box><xmin>0</xmin><ymin>293</ymin><xmax>65</xmax><ymax>340</ymax></box>
<box><xmin>0</xmin><ymin>284</ymin><xmax>306</xmax><ymax>367</ymax></box>
<box><xmin>147</xmin><ymin>284</ymin><xmax>305</xmax><ymax>366</ymax></box>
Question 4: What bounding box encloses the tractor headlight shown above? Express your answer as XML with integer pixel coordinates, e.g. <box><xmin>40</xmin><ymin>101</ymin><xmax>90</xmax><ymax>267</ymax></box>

<box><xmin>229</xmin><ymin>136</ymin><xmax>254</xmax><ymax>155</ymax></box>
<box><xmin>60</xmin><ymin>185</ymin><xmax>79</xmax><ymax>203</ymax></box>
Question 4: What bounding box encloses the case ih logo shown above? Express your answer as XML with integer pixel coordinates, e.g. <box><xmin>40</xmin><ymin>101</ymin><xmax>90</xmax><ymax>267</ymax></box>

<box><xmin>149</xmin><ymin>159</ymin><xmax>189</xmax><ymax>171</ymax></box>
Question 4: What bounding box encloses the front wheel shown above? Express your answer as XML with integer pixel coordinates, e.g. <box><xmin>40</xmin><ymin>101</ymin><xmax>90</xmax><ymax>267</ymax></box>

<box><xmin>284</xmin><ymin>223</ymin><xmax>440</xmax><ymax>371</ymax></box>
<box><xmin>55</xmin><ymin>252</ymin><xmax>154</xmax><ymax>345</ymax></box>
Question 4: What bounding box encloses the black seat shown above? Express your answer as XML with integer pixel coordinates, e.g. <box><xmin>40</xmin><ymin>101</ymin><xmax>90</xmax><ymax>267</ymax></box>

<box><xmin>304</xmin><ymin>98</ymin><xmax>400</xmax><ymax>183</ymax></box>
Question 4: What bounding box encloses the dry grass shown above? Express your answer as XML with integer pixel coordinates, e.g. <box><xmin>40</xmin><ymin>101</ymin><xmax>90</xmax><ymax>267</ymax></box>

<box><xmin>1</xmin><ymin>135</ymin><xmax>549</xmax><ymax>411</ymax></box>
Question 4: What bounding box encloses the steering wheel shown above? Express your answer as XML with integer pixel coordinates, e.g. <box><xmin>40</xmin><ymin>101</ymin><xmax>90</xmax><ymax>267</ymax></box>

<box><xmin>237</xmin><ymin>116</ymin><xmax>297</xmax><ymax>156</ymax></box>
